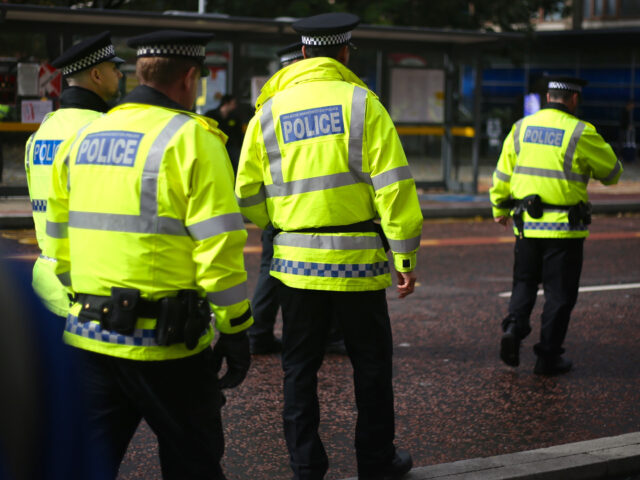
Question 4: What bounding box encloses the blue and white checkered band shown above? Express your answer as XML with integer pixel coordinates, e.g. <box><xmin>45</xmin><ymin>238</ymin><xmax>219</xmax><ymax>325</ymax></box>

<box><xmin>301</xmin><ymin>31</ymin><xmax>352</xmax><ymax>46</ymax></box>
<box><xmin>136</xmin><ymin>44</ymin><xmax>206</xmax><ymax>58</ymax></box>
<box><xmin>62</xmin><ymin>45</ymin><xmax>116</xmax><ymax>76</ymax></box>
<box><xmin>548</xmin><ymin>81</ymin><xmax>582</xmax><ymax>93</ymax></box>
<box><xmin>280</xmin><ymin>51</ymin><xmax>303</xmax><ymax>63</ymax></box>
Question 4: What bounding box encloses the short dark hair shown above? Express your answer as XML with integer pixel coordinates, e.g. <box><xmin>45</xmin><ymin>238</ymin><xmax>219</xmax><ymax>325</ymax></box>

<box><xmin>218</xmin><ymin>94</ymin><xmax>236</xmax><ymax>106</ymax></box>
<box><xmin>304</xmin><ymin>44</ymin><xmax>345</xmax><ymax>60</ymax></box>
<box><xmin>548</xmin><ymin>90</ymin><xmax>576</xmax><ymax>102</ymax></box>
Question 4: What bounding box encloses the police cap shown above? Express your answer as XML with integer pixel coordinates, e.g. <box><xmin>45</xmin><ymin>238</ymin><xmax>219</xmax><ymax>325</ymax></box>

<box><xmin>292</xmin><ymin>13</ymin><xmax>360</xmax><ymax>47</ymax></box>
<box><xmin>51</xmin><ymin>31</ymin><xmax>124</xmax><ymax>77</ymax></box>
<box><xmin>546</xmin><ymin>76</ymin><xmax>588</xmax><ymax>93</ymax></box>
<box><xmin>276</xmin><ymin>42</ymin><xmax>303</xmax><ymax>66</ymax></box>
<box><xmin>127</xmin><ymin>30</ymin><xmax>214</xmax><ymax>76</ymax></box>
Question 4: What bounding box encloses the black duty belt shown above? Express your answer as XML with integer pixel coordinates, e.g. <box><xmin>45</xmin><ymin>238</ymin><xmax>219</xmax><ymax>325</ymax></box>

<box><xmin>274</xmin><ymin>219</ymin><xmax>390</xmax><ymax>252</ymax></box>
<box><xmin>77</xmin><ymin>293</ymin><xmax>161</xmax><ymax>319</ymax></box>
<box><xmin>75</xmin><ymin>288</ymin><xmax>213</xmax><ymax>350</ymax></box>
<box><xmin>499</xmin><ymin>194</ymin><xmax>592</xmax><ymax>238</ymax></box>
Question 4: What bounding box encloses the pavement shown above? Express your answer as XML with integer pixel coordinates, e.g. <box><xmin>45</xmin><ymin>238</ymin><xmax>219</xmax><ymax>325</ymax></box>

<box><xmin>1</xmin><ymin>163</ymin><xmax>639</xmax><ymax>480</ymax></box>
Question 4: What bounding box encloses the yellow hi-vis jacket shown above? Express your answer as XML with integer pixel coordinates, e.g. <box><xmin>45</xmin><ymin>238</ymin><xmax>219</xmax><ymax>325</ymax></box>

<box><xmin>25</xmin><ymin>108</ymin><xmax>101</xmax><ymax>317</ymax></box>
<box><xmin>236</xmin><ymin>57</ymin><xmax>423</xmax><ymax>292</ymax></box>
<box><xmin>44</xmin><ymin>98</ymin><xmax>253</xmax><ymax>361</ymax></box>
<box><xmin>490</xmin><ymin>105</ymin><xmax>623</xmax><ymax>238</ymax></box>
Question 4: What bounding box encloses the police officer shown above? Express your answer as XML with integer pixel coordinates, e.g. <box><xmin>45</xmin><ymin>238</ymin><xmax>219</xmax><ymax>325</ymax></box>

<box><xmin>236</xmin><ymin>13</ymin><xmax>422</xmax><ymax>480</ymax></box>
<box><xmin>247</xmin><ymin>42</ymin><xmax>303</xmax><ymax>355</ymax></box>
<box><xmin>25</xmin><ymin>31</ymin><xmax>123</xmax><ymax>319</ymax></box>
<box><xmin>491</xmin><ymin>76</ymin><xmax>623</xmax><ymax>376</ymax></box>
<box><xmin>45</xmin><ymin>30</ymin><xmax>253</xmax><ymax>479</ymax></box>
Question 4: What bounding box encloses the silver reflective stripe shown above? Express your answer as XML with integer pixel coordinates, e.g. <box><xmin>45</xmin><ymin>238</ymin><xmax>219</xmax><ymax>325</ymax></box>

<box><xmin>57</xmin><ymin>271</ymin><xmax>71</xmax><ymax>286</ymax></box>
<box><xmin>274</xmin><ymin>232</ymin><xmax>382</xmax><ymax>250</ymax></box>
<box><xmin>206</xmin><ymin>282</ymin><xmax>248</xmax><ymax>306</ymax></box>
<box><xmin>46</xmin><ymin>221</ymin><xmax>68</xmax><ymax>239</ymax></box>
<box><xmin>264</xmin><ymin>172</ymin><xmax>360</xmax><ymax>198</ymax></box>
<box><xmin>513</xmin><ymin>119</ymin><xmax>523</xmax><ymax>156</ymax></box>
<box><xmin>371</xmin><ymin>166</ymin><xmax>412</xmax><ymax>191</ymax></box>
<box><xmin>348</xmin><ymin>87</ymin><xmax>370</xmax><ymax>185</ymax></box>
<box><xmin>236</xmin><ymin>185</ymin><xmax>266</xmax><ymax>207</ymax></box>
<box><xmin>259</xmin><ymin>99</ymin><xmax>284</xmax><ymax>185</ymax></box>
<box><xmin>387</xmin><ymin>235</ymin><xmax>421</xmax><ymax>253</ymax></box>
<box><xmin>69</xmin><ymin>211</ymin><xmax>187</xmax><ymax>235</ymax></box>
<box><xmin>513</xmin><ymin>165</ymin><xmax>589</xmax><ymax>183</ymax></box>
<box><xmin>141</xmin><ymin>115</ymin><xmax>191</xmax><ymax>219</ymax></box>
<box><xmin>564</xmin><ymin>122</ymin><xmax>586</xmax><ymax>177</ymax></box>
<box><xmin>66</xmin><ymin>124</ymin><xmax>92</xmax><ymax>193</ymax></box>
<box><xmin>601</xmin><ymin>160</ymin><xmax>622</xmax><ymax>183</ymax></box>
<box><xmin>69</xmin><ymin>114</ymin><xmax>191</xmax><ymax>235</ymax></box>
<box><xmin>187</xmin><ymin>213</ymin><xmax>245</xmax><ymax>241</ymax></box>
<box><xmin>494</xmin><ymin>169</ymin><xmax>511</xmax><ymax>182</ymax></box>
<box><xmin>39</xmin><ymin>254</ymin><xmax>57</xmax><ymax>263</ymax></box>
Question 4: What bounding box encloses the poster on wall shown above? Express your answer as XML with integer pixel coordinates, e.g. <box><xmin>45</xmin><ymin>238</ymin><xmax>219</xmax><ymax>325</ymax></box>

<box><xmin>390</xmin><ymin>68</ymin><xmax>444</xmax><ymax>123</ymax></box>
<box><xmin>21</xmin><ymin>99</ymin><xmax>52</xmax><ymax>123</ymax></box>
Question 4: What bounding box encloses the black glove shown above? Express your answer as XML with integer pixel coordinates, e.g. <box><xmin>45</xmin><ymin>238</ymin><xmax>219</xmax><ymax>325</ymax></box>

<box><xmin>211</xmin><ymin>330</ymin><xmax>250</xmax><ymax>389</ymax></box>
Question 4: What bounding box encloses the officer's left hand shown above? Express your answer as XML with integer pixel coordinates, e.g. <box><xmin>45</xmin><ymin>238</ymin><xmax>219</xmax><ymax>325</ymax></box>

<box><xmin>212</xmin><ymin>330</ymin><xmax>251</xmax><ymax>389</ymax></box>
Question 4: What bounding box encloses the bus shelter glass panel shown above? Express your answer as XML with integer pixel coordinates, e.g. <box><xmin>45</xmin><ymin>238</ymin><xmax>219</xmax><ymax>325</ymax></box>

<box><xmin>237</xmin><ymin>42</ymin><xmax>281</xmax><ymax>110</ymax></box>
<box><xmin>387</xmin><ymin>51</ymin><xmax>446</xmax><ymax>186</ymax></box>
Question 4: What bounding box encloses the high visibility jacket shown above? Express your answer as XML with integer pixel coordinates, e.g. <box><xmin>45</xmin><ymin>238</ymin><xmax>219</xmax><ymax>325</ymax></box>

<box><xmin>236</xmin><ymin>57</ymin><xmax>423</xmax><ymax>292</ymax></box>
<box><xmin>490</xmin><ymin>105</ymin><xmax>622</xmax><ymax>238</ymax></box>
<box><xmin>25</xmin><ymin>107</ymin><xmax>102</xmax><ymax>317</ymax></box>
<box><xmin>45</xmin><ymin>87</ymin><xmax>252</xmax><ymax>361</ymax></box>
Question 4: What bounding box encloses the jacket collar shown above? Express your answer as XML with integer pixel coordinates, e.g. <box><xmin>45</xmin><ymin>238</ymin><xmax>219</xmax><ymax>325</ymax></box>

<box><xmin>119</xmin><ymin>85</ymin><xmax>189</xmax><ymax>111</ymax></box>
<box><xmin>59</xmin><ymin>86</ymin><xmax>110</xmax><ymax>113</ymax></box>
<box><xmin>256</xmin><ymin>57</ymin><xmax>373</xmax><ymax>109</ymax></box>
<box><xmin>543</xmin><ymin>102</ymin><xmax>572</xmax><ymax>115</ymax></box>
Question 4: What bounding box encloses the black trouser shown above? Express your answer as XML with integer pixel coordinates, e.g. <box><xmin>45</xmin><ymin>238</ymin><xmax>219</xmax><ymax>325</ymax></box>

<box><xmin>278</xmin><ymin>284</ymin><xmax>396</xmax><ymax>480</ymax></box>
<box><xmin>248</xmin><ymin>225</ymin><xmax>281</xmax><ymax>340</ymax></box>
<box><xmin>77</xmin><ymin>347</ymin><xmax>226</xmax><ymax>480</ymax></box>
<box><xmin>504</xmin><ymin>237</ymin><xmax>584</xmax><ymax>358</ymax></box>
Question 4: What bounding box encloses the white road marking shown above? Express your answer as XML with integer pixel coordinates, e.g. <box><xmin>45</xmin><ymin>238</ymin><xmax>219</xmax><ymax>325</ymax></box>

<box><xmin>498</xmin><ymin>282</ymin><xmax>640</xmax><ymax>298</ymax></box>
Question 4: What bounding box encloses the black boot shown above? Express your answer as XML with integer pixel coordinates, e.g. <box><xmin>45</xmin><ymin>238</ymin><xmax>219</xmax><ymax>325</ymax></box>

<box><xmin>360</xmin><ymin>449</ymin><xmax>413</xmax><ymax>480</ymax></box>
<box><xmin>534</xmin><ymin>356</ymin><xmax>572</xmax><ymax>375</ymax></box>
<box><xmin>500</xmin><ymin>323</ymin><xmax>520</xmax><ymax>367</ymax></box>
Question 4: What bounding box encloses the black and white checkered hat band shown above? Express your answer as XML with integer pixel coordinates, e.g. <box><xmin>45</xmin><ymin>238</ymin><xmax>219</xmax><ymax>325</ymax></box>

<box><xmin>301</xmin><ymin>31</ymin><xmax>351</xmax><ymax>46</ymax></box>
<box><xmin>280</xmin><ymin>51</ymin><xmax>303</xmax><ymax>63</ymax></box>
<box><xmin>62</xmin><ymin>45</ymin><xmax>115</xmax><ymax>76</ymax></box>
<box><xmin>136</xmin><ymin>44</ymin><xmax>206</xmax><ymax>58</ymax></box>
<box><xmin>548</xmin><ymin>81</ymin><xmax>582</xmax><ymax>92</ymax></box>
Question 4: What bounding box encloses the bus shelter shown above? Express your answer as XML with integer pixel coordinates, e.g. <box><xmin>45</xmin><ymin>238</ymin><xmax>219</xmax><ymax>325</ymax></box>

<box><xmin>0</xmin><ymin>3</ymin><xmax>516</xmax><ymax>194</ymax></box>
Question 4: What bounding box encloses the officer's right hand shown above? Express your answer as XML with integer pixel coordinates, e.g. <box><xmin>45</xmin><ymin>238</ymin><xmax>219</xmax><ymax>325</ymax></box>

<box><xmin>212</xmin><ymin>330</ymin><xmax>251</xmax><ymax>389</ymax></box>
<box><xmin>495</xmin><ymin>216</ymin><xmax>511</xmax><ymax>228</ymax></box>
<box><xmin>396</xmin><ymin>271</ymin><xmax>417</xmax><ymax>299</ymax></box>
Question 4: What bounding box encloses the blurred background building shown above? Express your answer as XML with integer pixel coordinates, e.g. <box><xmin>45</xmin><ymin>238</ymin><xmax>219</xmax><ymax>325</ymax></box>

<box><xmin>0</xmin><ymin>0</ymin><xmax>638</xmax><ymax>196</ymax></box>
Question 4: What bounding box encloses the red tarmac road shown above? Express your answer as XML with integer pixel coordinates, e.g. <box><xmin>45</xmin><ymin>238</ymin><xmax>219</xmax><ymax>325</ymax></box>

<box><xmin>1</xmin><ymin>214</ymin><xmax>639</xmax><ymax>480</ymax></box>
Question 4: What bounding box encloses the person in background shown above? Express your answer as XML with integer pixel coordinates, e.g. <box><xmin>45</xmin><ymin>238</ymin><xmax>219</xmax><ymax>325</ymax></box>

<box><xmin>491</xmin><ymin>76</ymin><xmax>623</xmax><ymax>375</ymax></box>
<box><xmin>236</xmin><ymin>13</ymin><xmax>422</xmax><ymax>480</ymax></box>
<box><xmin>246</xmin><ymin>42</ymin><xmax>302</xmax><ymax>355</ymax></box>
<box><xmin>205</xmin><ymin>93</ymin><xmax>243</xmax><ymax>174</ymax></box>
<box><xmin>24</xmin><ymin>31</ymin><xmax>123</xmax><ymax>322</ymax></box>
<box><xmin>247</xmin><ymin>40</ymin><xmax>346</xmax><ymax>356</ymax></box>
<box><xmin>44</xmin><ymin>30</ymin><xmax>253</xmax><ymax>479</ymax></box>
